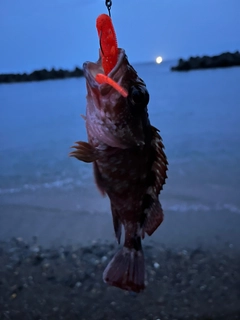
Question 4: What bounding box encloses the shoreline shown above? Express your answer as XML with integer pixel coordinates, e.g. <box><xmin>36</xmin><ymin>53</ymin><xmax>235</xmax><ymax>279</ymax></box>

<box><xmin>171</xmin><ymin>51</ymin><xmax>240</xmax><ymax>71</ymax></box>
<box><xmin>1</xmin><ymin>202</ymin><xmax>240</xmax><ymax>253</ymax></box>
<box><xmin>0</xmin><ymin>67</ymin><xmax>84</xmax><ymax>84</ymax></box>
<box><xmin>1</xmin><ymin>50</ymin><xmax>240</xmax><ymax>84</ymax></box>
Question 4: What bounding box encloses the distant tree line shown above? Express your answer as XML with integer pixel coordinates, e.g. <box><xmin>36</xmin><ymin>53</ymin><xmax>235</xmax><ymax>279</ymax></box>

<box><xmin>0</xmin><ymin>67</ymin><xmax>84</xmax><ymax>84</ymax></box>
<box><xmin>171</xmin><ymin>51</ymin><xmax>240</xmax><ymax>71</ymax></box>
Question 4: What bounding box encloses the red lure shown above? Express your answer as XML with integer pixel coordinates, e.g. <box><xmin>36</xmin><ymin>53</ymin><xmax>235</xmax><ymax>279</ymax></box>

<box><xmin>96</xmin><ymin>13</ymin><xmax>118</xmax><ymax>75</ymax></box>
<box><xmin>95</xmin><ymin>14</ymin><xmax>128</xmax><ymax>97</ymax></box>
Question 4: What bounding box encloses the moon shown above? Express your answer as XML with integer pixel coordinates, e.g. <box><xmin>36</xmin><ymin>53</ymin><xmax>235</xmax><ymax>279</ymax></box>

<box><xmin>156</xmin><ymin>56</ymin><xmax>163</xmax><ymax>64</ymax></box>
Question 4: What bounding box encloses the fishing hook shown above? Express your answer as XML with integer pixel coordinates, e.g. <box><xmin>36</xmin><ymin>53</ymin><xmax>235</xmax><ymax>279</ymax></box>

<box><xmin>105</xmin><ymin>0</ymin><xmax>112</xmax><ymax>17</ymax></box>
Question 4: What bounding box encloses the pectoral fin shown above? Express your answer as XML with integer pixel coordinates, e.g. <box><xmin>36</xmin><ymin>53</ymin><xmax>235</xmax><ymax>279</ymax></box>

<box><xmin>69</xmin><ymin>141</ymin><xmax>99</xmax><ymax>163</ymax></box>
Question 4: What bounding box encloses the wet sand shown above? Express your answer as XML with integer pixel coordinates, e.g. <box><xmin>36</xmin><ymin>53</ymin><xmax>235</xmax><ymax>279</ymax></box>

<box><xmin>0</xmin><ymin>203</ymin><xmax>240</xmax><ymax>251</ymax></box>
<box><xmin>0</xmin><ymin>203</ymin><xmax>240</xmax><ymax>319</ymax></box>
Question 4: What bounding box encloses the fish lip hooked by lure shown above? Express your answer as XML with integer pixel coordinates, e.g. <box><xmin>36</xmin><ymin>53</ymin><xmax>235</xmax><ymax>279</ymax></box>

<box><xmin>83</xmin><ymin>48</ymin><xmax>126</xmax><ymax>91</ymax></box>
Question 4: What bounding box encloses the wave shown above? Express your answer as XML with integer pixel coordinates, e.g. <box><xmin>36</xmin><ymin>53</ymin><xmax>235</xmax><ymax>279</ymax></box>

<box><xmin>167</xmin><ymin>203</ymin><xmax>210</xmax><ymax>212</ymax></box>
<box><xmin>165</xmin><ymin>203</ymin><xmax>240</xmax><ymax>214</ymax></box>
<box><xmin>1</xmin><ymin>181</ymin><xmax>239</xmax><ymax>216</ymax></box>
<box><xmin>0</xmin><ymin>178</ymin><xmax>84</xmax><ymax>195</ymax></box>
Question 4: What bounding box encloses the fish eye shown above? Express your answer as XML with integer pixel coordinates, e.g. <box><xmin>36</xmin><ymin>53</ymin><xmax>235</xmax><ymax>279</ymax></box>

<box><xmin>129</xmin><ymin>85</ymin><xmax>149</xmax><ymax>107</ymax></box>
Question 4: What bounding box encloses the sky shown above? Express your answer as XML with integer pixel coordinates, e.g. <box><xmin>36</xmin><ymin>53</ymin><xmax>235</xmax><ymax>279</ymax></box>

<box><xmin>0</xmin><ymin>0</ymin><xmax>240</xmax><ymax>73</ymax></box>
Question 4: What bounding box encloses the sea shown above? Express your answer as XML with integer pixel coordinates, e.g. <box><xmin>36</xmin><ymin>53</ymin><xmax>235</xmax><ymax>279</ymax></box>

<box><xmin>1</xmin><ymin>61</ymin><xmax>240</xmax><ymax>220</ymax></box>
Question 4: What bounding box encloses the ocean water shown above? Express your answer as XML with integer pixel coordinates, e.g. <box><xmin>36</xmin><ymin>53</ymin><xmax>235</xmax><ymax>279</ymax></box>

<box><xmin>1</xmin><ymin>61</ymin><xmax>240</xmax><ymax>217</ymax></box>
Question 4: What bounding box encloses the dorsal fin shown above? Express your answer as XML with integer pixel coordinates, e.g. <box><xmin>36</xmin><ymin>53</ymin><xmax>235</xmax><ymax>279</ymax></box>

<box><xmin>142</xmin><ymin>126</ymin><xmax>168</xmax><ymax>236</ymax></box>
<box><xmin>150</xmin><ymin>126</ymin><xmax>168</xmax><ymax>194</ymax></box>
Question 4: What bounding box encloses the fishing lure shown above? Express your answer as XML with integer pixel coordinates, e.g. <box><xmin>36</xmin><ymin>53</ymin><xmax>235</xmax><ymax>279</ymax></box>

<box><xmin>95</xmin><ymin>74</ymin><xmax>128</xmax><ymax>97</ymax></box>
<box><xmin>96</xmin><ymin>13</ymin><xmax>118</xmax><ymax>75</ymax></box>
<box><xmin>95</xmin><ymin>14</ymin><xmax>128</xmax><ymax>97</ymax></box>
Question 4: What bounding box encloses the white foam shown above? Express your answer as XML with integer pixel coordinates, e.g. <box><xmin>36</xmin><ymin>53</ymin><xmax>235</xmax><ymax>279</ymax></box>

<box><xmin>166</xmin><ymin>202</ymin><xmax>240</xmax><ymax>215</ymax></box>
<box><xmin>167</xmin><ymin>203</ymin><xmax>210</xmax><ymax>212</ymax></box>
<box><xmin>1</xmin><ymin>183</ymin><xmax>240</xmax><ymax>217</ymax></box>
<box><xmin>0</xmin><ymin>177</ymin><xmax>80</xmax><ymax>195</ymax></box>
<box><xmin>222</xmin><ymin>204</ymin><xmax>240</xmax><ymax>214</ymax></box>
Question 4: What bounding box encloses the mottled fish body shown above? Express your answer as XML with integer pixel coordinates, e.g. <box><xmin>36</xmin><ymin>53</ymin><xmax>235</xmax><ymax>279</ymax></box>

<box><xmin>70</xmin><ymin>15</ymin><xmax>168</xmax><ymax>293</ymax></box>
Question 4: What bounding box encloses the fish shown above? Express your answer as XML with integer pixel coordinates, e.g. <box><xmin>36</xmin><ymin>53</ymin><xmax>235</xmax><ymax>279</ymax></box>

<box><xmin>70</xmin><ymin>14</ymin><xmax>168</xmax><ymax>293</ymax></box>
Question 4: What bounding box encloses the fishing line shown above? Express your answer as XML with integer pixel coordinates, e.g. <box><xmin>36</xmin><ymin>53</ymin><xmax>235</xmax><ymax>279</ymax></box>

<box><xmin>105</xmin><ymin>0</ymin><xmax>112</xmax><ymax>17</ymax></box>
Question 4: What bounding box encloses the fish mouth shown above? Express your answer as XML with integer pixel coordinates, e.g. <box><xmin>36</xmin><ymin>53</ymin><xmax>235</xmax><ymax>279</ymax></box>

<box><xmin>83</xmin><ymin>48</ymin><xmax>126</xmax><ymax>90</ymax></box>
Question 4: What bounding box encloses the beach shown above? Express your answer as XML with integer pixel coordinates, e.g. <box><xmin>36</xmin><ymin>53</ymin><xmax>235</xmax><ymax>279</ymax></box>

<box><xmin>0</xmin><ymin>237</ymin><xmax>239</xmax><ymax>320</ymax></box>
<box><xmin>0</xmin><ymin>199</ymin><xmax>240</xmax><ymax>319</ymax></box>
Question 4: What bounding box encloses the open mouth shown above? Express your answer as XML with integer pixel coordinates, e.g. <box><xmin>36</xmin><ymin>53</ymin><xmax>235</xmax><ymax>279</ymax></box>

<box><xmin>83</xmin><ymin>49</ymin><xmax>128</xmax><ymax>97</ymax></box>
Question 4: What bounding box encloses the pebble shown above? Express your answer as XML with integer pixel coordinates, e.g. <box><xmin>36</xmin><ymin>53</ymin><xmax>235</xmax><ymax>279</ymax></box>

<box><xmin>101</xmin><ymin>256</ymin><xmax>108</xmax><ymax>263</ymax></box>
<box><xmin>200</xmin><ymin>285</ymin><xmax>207</xmax><ymax>291</ymax></box>
<box><xmin>16</xmin><ymin>237</ymin><xmax>23</xmax><ymax>242</ymax></box>
<box><xmin>157</xmin><ymin>296</ymin><xmax>164</xmax><ymax>303</ymax></box>
<box><xmin>10</xmin><ymin>285</ymin><xmax>17</xmax><ymax>292</ymax></box>
<box><xmin>149</xmin><ymin>270</ymin><xmax>156</xmax><ymax>276</ymax></box>
<box><xmin>153</xmin><ymin>262</ymin><xmax>160</xmax><ymax>269</ymax></box>
<box><xmin>11</xmin><ymin>293</ymin><xmax>17</xmax><ymax>299</ymax></box>
<box><xmin>93</xmin><ymin>259</ymin><xmax>100</xmax><ymax>265</ymax></box>
<box><xmin>6</xmin><ymin>265</ymin><xmax>13</xmax><ymax>270</ymax></box>
<box><xmin>30</xmin><ymin>246</ymin><xmax>40</xmax><ymax>253</ymax></box>
<box><xmin>75</xmin><ymin>282</ymin><xmax>82</xmax><ymax>288</ymax></box>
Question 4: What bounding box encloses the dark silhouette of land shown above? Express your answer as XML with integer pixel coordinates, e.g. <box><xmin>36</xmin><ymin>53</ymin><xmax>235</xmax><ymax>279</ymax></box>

<box><xmin>0</xmin><ymin>67</ymin><xmax>84</xmax><ymax>84</ymax></box>
<box><xmin>1</xmin><ymin>50</ymin><xmax>240</xmax><ymax>83</ymax></box>
<box><xmin>171</xmin><ymin>51</ymin><xmax>240</xmax><ymax>71</ymax></box>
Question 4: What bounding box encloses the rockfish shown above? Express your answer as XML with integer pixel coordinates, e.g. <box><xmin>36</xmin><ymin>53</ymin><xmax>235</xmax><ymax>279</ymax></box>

<box><xmin>70</xmin><ymin>14</ymin><xmax>168</xmax><ymax>292</ymax></box>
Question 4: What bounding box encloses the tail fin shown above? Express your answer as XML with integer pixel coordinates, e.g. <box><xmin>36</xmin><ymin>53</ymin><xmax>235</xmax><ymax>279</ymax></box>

<box><xmin>103</xmin><ymin>247</ymin><xmax>145</xmax><ymax>293</ymax></box>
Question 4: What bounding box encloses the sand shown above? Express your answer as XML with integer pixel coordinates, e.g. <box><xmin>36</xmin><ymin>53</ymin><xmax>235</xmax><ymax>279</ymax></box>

<box><xmin>0</xmin><ymin>202</ymin><xmax>240</xmax><ymax>251</ymax></box>
<box><xmin>0</xmin><ymin>238</ymin><xmax>239</xmax><ymax>320</ymax></box>
<box><xmin>0</xmin><ymin>202</ymin><xmax>240</xmax><ymax>319</ymax></box>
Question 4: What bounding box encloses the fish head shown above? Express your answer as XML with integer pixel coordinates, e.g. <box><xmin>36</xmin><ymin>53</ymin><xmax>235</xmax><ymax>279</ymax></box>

<box><xmin>83</xmin><ymin>49</ymin><xmax>150</xmax><ymax>148</ymax></box>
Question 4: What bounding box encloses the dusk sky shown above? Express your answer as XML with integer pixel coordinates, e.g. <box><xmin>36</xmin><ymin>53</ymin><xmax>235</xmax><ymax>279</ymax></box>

<box><xmin>0</xmin><ymin>0</ymin><xmax>239</xmax><ymax>73</ymax></box>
